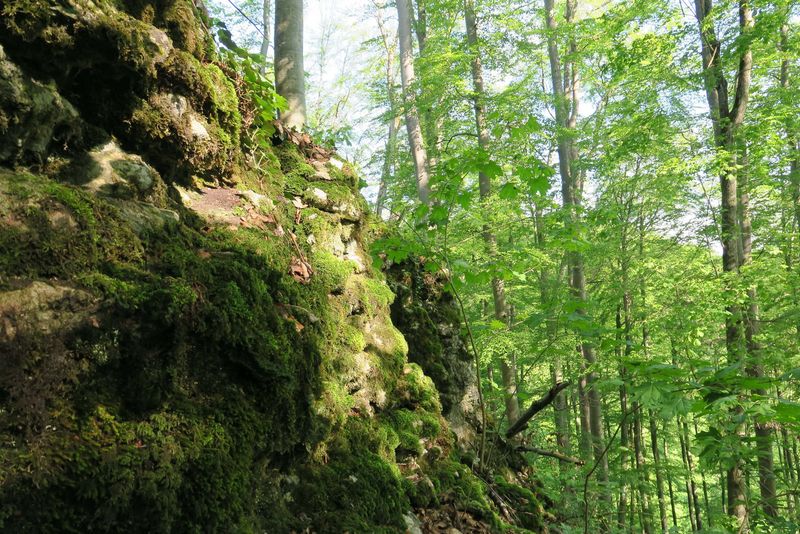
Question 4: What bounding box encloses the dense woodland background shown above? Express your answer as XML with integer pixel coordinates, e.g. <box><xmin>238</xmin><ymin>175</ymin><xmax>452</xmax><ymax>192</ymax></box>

<box><xmin>215</xmin><ymin>0</ymin><xmax>800</xmax><ymax>531</ymax></box>
<box><xmin>0</xmin><ymin>0</ymin><xmax>799</xmax><ymax>531</ymax></box>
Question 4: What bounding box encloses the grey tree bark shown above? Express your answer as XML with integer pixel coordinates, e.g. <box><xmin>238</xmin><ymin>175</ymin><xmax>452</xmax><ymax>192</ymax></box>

<box><xmin>464</xmin><ymin>0</ymin><xmax>519</xmax><ymax>426</ymax></box>
<box><xmin>396</xmin><ymin>0</ymin><xmax>431</xmax><ymax>204</ymax></box>
<box><xmin>373</xmin><ymin>3</ymin><xmax>400</xmax><ymax>217</ymax></box>
<box><xmin>739</xmin><ymin>149</ymin><xmax>778</xmax><ymax>519</ymax></box>
<box><xmin>693</xmin><ymin>1</ymin><xmax>757</xmax><ymax>529</ymax></box>
<box><xmin>648</xmin><ymin>413</ymin><xmax>668</xmax><ymax>533</ymax></box>
<box><xmin>260</xmin><ymin>0</ymin><xmax>271</xmax><ymax>64</ymax></box>
<box><xmin>274</xmin><ymin>0</ymin><xmax>305</xmax><ymax>129</ymax></box>
<box><xmin>544</xmin><ymin>0</ymin><xmax>609</xmax><ymax>521</ymax></box>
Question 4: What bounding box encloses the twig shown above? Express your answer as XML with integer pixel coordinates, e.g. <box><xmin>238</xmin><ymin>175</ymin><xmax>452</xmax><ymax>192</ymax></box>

<box><xmin>224</xmin><ymin>0</ymin><xmax>265</xmax><ymax>38</ymax></box>
<box><xmin>516</xmin><ymin>446</ymin><xmax>585</xmax><ymax>465</ymax></box>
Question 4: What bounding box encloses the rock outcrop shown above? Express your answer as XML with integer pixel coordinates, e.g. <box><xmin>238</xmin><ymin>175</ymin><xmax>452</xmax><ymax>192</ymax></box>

<box><xmin>0</xmin><ymin>1</ymin><xmax>550</xmax><ymax>532</ymax></box>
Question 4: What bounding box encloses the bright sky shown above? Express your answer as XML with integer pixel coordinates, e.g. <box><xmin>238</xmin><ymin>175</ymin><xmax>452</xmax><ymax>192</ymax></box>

<box><xmin>210</xmin><ymin>0</ymin><xmax>386</xmax><ymax>195</ymax></box>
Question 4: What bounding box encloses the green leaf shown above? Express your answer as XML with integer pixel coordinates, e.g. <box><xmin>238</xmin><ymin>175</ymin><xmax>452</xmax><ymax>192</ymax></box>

<box><xmin>498</xmin><ymin>183</ymin><xmax>519</xmax><ymax>200</ymax></box>
<box><xmin>774</xmin><ymin>400</ymin><xmax>800</xmax><ymax>424</ymax></box>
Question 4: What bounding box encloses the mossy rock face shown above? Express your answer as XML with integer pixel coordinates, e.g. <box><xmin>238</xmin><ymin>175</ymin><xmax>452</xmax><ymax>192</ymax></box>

<box><xmin>0</xmin><ymin>170</ymin><xmax>323</xmax><ymax>532</ymax></box>
<box><xmin>0</xmin><ymin>1</ymin><xmax>552</xmax><ymax>531</ymax></box>
<box><xmin>0</xmin><ymin>44</ymin><xmax>86</xmax><ymax>166</ymax></box>
<box><xmin>386</xmin><ymin>260</ymin><xmax>475</xmax><ymax>417</ymax></box>
<box><xmin>121</xmin><ymin>0</ymin><xmax>214</xmax><ymax>60</ymax></box>
<box><xmin>0</xmin><ymin>0</ymin><xmax>240</xmax><ymax>183</ymax></box>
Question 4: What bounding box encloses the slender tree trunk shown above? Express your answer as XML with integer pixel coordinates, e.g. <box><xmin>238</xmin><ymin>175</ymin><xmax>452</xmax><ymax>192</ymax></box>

<box><xmin>721</xmin><ymin>469</ymin><xmax>727</xmax><ymax>516</ymax></box>
<box><xmin>396</xmin><ymin>0</ymin><xmax>431</xmax><ymax>204</ymax></box>
<box><xmin>778</xmin><ymin>387</ymin><xmax>800</xmax><ymax>520</ymax></box>
<box><xmin>274</xmin><ymin>0</ymin><xmax>305</xmax><ymax>129</ymax></box>
<box><xmin>376</xmin><ymin>113</ymin><xmax>400</xmax><ymax>217</ymax></box>
<box><xmin>617</xmin><ymin>309</ymin><xmax>629</xmax><ymax>531</ymax></box>
<box><xmin>694</xmin><ymin>1</ymin><xmax>754</xmax><ymax>528</ymax></box>
<box><xmin>664</xmin><ymin>436</ymin><xmax>679</xmax><ymax>529</ymax></box>
<box><xmin>552</xmin><ymin>355</ymin><xmax>571</xmax><ymax>453</ymax></box>
<box><xmin>632</xmin><ymin>403</ymin><xmax>653</xmax><ymax>534</ymax></box>
<box><xmin>682</xmin><ymin>419</ymin><xmax>703</xmax><ymax>530</ymax></box>
<box><xmin>783</xmin><ymin>426</ymin><xmax>800</xmax><ymax>518</ymax></box>
<box><xmin>690</xmin><ymin>420</ymin><xmax>713</xmax><ymax>527</ymax></box>
<box><xmin>410</xmin><ymin>0</ymin><xmax>443</xmax><ymax>172</ymax></box>
<box><xmin>737</xmin><ymin>147</ymin><xmax>779</xmax><ymax>520</ymax></box>
<box><xmin>374</xmin><ymin>6</ymin><xmax>400</xmax><ymax>217</ymax></box>
<box><xmin>544</xmin><ymin>2</ymin><xmax>609</xmax><ymax>514</ymax></box>
<box><xmin>260</xmin><ymin>0</ymin><xmax>271</xmax><ymax>63</ymax></box>
<box><xmin>678</xmin><ymin>423</ymin><xmax>697</xmax><ymax>532</ymax></box>
<box><xmin>463</xmin><ymin>0</ymin><xmax>519</xmax><ymax>425</ymax></box>
<box><xmin>577</xmin><ymin>369</ymin><xmax>592</xmax><ymax>459</ymax></box>
<box><xmin>649</xmin><ymin>413</ymin><xmax>668</xmax><ymax>533</ymax></box>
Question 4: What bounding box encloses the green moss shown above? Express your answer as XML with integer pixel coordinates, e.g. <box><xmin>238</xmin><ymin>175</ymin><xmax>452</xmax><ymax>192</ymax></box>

<box><xmin>292</xmin><ymin>452</ymin><xmax>409</xmax><ymax>533</ymax></box>
<box><xmin>395</xmin><ymin>363</ymin><xmax>442</xmax><ymax>414</ymax></box>
<box><xmin>310</xmin><ymin>250</ymin><xmax>356</xmax><ymax>294</ymax></box>
<box><xmin>493</xmin><ymin>478</ymin><xmax>547</xmax><ymax>531</ymax></box>
<box><xmin>426</xmin><ymin>459</ymin><xmax>495</xmax><ymax>521</ymax></box>
<box><xmin>160</xmin><ymin>0</ymin><xmax>213</xmax><ymax>60</ymax></box>
<box><xmin>325</xmin><ymin>160</ymin><xmax>359</xmax><ymax>190</ymax></box>
<box><xmin>384</xmin><ymin>408</ymin><xmax>441</xmax><ymax>456</ymax></box>
<box><xmin>126</xmin><ymin>93</ymin><xmax>239</xmax><ymax>184</ymax></box>
<box><xmin>160</xmin><ymin>50</ymin><xmax>242</xmax><ymax>145</ymax></box>
<box><xmin>0</xmin><ymin>170</ymin><xmax>327</xmax><ymax>532</ymax></box>
<box><xmin>0</xmin><ymin>171</ymin><xmax>144</xmax><ymax>278</ymax></box>
<box><xmin>0</xmin><ymin>402</ymin><xmax>261</xmax><ymax>533</ymax></box>
<box><xmin>275</xmin><ymin>143</ymin><xmax>316</xmax><ymax>194</ymax></box>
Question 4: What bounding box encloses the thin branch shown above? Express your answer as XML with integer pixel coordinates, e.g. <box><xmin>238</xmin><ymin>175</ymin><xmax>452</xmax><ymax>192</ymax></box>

<box><xmin>517</xmin><ymin>446</ymin><xmax>585</xmax><ymax>465</ymax></box>
<box><xmin>505</xmin><ymin>381</ymin><xmax>571</xmax><ymax>438</ymax></box>
<box><xmin>224</xmin><ymin>0</ymin><xmax>265</xmax><ymax>39</ymax></box>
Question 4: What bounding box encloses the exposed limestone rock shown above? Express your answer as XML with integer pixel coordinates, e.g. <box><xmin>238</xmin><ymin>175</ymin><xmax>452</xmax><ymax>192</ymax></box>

<box><xmin>64</xmin><ymin>141</ymin><xmax>166</xmax><ymax>203</ymax></box>
<box><xmin>0</xmin><ymin>281</ymin><xmax>98</xmax><ymax>342</ymax></box>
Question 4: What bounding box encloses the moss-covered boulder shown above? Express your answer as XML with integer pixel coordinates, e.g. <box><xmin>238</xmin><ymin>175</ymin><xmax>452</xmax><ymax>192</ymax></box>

<box><xmin>0</xmin><ymin>1</ymin><xmax>552</xmax><ymax>532</ymax></box>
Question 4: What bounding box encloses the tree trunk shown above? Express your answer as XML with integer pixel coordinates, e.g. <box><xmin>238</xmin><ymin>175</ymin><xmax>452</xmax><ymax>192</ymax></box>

<box><xmin>396</xmin><ymin>0</ymin><xmax>431</xmax><ymax>204</ymax></box>
<box><xmin>738</xmin><ymin>150</ymin><xmax>778</xmax><ymax>519</ymax></box>
<box><xmin>376</xmin><ymin>112</ymin><xmax>400</xmax><ymax>217</ymax></box>
<box><xmin>648</xmin><ymin>413</ymin><xmax>668</xmax><ymax>533</ymax></box>
<box><xmin>663</xmin><ymin>436</ymin><xmax>679</xmax><ymax>529</ymax></box>
<box><xmin>274</xmin><ymin>0</ymin><xmax>305</xmax><ymax>129</ymax></box>
<box><xmin>577</xmin><ymin>370</ymin><xmax>592</xmax><ymax>460</ymax></box>
<box><xmin>617</xmin><ymin>309</ymin><xmax>629</xmax><ymax>531</ymax></box>
<box><xmin>693</xmin><ymin>1</ymin><xmax>754</xmax><ymax>529</ymax></box>
<box><xmin>544</xmin><ymin>1</ymin><xmax>609</xmax><ymax>512</ymax></box>
<box><xmin>463</xmin><ymin>0</ymin><xmax>519</xmax><ymax>425</ymax></box>
<box><xmin>678</xmin><ymin>422</ymin><xmax>697</xmax><ymax>532</ymax></box>
<box><xmin>682</xmin><ymin>419</ymin><xmax>703</xmax><ymax>531</ymax></box>
<box><xmin>374</xmin><ymin>6</ymin><xmax>400</xmax><ymax>217</ymax></box>
<box><xmin>632</xmin><ymin>403</ymin><xmax>653</xmax><ymax>534</ymax></box>
<box><xmin>260</xmin><ymin>0</ymin><xmax>271</xmax><ymax>64</ymax></box>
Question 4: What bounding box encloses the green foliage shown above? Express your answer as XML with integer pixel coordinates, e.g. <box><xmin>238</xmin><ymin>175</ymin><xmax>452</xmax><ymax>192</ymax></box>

<box><xmin>211</xmin><ymin>20</ymin><xmax>286</xmax><ymax>143</ymax></box>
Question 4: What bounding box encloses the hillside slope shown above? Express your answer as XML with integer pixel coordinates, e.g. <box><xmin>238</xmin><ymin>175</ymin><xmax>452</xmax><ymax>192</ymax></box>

<box><xmin>0</xmin><ymin>1</ymin><xmax>550</xmax><ymax>531</ymax></box>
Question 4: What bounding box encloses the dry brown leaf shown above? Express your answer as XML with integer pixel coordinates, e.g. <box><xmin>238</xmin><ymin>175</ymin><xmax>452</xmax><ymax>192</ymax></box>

<box><xmin>290</xmin><ymin>257</ymin><xmax>313</xmax><ymax>284</ymax></box>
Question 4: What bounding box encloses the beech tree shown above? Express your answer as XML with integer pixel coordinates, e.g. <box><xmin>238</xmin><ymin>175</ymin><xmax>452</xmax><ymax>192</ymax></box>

<box><xmin>396</xmin><ymin>0</ymin><xmax>431</xmax><ymax>204</ymax></box>
<box><xmin>274</xmin><ymin>0</ymin><xmax>305</xmax><ymax>128</ymax></box>
<box><xmin>464</xmin><ymin>0</ymin><xmax>519</xmax><ymax>425</ymax></box>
